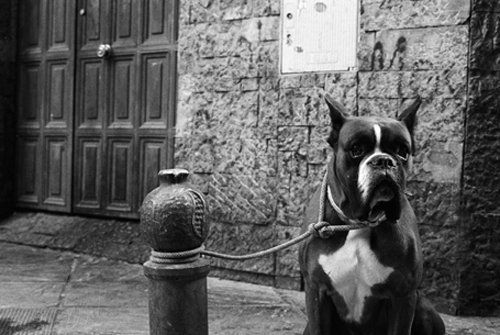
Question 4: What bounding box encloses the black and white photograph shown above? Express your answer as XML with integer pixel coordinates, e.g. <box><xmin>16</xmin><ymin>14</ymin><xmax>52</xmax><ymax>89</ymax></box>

<box><xmin>0</xmin><ymin>0</ymin><xmax>499</xmax><ymax>334</ymax></box>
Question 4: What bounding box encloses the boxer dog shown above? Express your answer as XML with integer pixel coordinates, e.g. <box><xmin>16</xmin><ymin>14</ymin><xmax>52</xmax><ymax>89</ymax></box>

<box><xmin>299</xmin><ymin>95</ymin><xmax>445</xmax><ymax>335</ymax></box>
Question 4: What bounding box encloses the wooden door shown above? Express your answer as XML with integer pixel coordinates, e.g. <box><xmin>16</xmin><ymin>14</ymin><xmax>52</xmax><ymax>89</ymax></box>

<box><xmin>16</xmin><ymin>1</ymin><xmax>177</xmax><ymax>218</ymax></box>
<box><xmin>73</xmin><ymin>0</ymin><xmax>177</xmax><ymax>218</ymax></box>
<box><xmin>16</xmin><ymin>0</ymin><xmax>75</xmax><ymax>212</ymax></box>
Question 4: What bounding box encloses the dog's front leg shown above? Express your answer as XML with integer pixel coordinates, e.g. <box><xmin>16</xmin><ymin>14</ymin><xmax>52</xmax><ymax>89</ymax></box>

<box><xmin>303</xmin><ymin>280</ymin><xmax>337</xmax><ymax>335</ymax></box>
<box><xmin>387</xmin><ymin>291</ymin><xmax>417</xmax><ymax>335</ymax></box>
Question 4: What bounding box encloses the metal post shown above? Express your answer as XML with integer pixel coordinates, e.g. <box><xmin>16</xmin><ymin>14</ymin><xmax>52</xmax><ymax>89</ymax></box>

<box><xmin>140</xmin><ymin>169</ymin><xmax>210</xmax><ymax>335</ymax></box>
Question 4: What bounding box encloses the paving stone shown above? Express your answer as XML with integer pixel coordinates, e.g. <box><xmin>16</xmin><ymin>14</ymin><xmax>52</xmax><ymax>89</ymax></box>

<box><xmin>208</xmin><ymin>277</ymin><xmax>284</xmax><ymax>307</ymax></box>
<box><xmin>0</xmin><ymin>262</ymin><xmax>72</xmax><ymax>283</ymax></box>
<box><xmin>209</xmin><ymin>305</ymin><xmax>306</xmax><ymax>335</ymax></box>
<box><xmin>0</xmin><ymin>282</ymin><xmax>64</xmax><ymax>308</ymax></box>
<box><xmin>61</xmin><ymin>282</ymin><xmax>148</xmax><ymax>308</ymax></box>
<box><xmin>53</xmin><ymin>307</ymin><xmax>149</xmax><ymax>335</ymax></box>
<box><xmin>70</xmin><ymin>257</ymin><xmax>145</xmax><ymax>283</ymax></box>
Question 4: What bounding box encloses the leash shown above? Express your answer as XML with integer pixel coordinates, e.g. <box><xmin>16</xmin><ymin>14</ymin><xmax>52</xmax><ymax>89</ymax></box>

<box><xmin>196</xmin><ymin>172</ymin><xmax>377</xmax><ymax>261</ymax></box>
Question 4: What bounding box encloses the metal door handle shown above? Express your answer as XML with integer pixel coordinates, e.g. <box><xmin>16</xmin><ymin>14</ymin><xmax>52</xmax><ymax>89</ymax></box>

<box><xmin>97</xmin><ymin>44</ymin><xmax>112</xmax><ymax>58</ymax></box>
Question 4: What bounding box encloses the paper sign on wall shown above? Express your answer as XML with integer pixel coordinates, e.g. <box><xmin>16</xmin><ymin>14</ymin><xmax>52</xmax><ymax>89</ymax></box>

<box><xmin>281</xmin><ymin>0</ymin><xmax>358</xmax><ymax>73</ymax></box>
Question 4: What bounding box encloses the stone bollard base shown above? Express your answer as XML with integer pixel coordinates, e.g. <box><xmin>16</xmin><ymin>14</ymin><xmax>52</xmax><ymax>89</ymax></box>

<box><xmin>144</xmin><ymin>257</ymin><xmax>210</xmax><ymax>335</ymax></box>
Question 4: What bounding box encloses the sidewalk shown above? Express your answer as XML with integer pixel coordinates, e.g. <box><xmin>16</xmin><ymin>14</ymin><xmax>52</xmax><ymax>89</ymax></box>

<box><xmin>0</xmin><ymin>242</ymin><xmax>499</xmax><ymax>335</ymax></box>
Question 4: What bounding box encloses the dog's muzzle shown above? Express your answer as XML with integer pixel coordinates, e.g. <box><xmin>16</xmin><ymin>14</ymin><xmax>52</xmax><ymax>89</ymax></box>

<box><xmin>358</xmin><ymin>153</ymin><xmax>401</xmax><ymax>203</ymax></box>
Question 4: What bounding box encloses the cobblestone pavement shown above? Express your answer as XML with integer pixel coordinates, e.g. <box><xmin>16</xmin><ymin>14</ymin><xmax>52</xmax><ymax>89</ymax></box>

<box><xmin>0</xmin><ymin>242</ymin><xmax>498</xmax><ymax>334</ymax></box>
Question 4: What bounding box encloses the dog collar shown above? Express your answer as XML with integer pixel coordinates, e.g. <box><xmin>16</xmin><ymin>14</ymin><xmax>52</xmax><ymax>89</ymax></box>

<box><xmin>322</xmin><ymin>172</ymin><xmax>386</xmax><ymax>227</ymax></box>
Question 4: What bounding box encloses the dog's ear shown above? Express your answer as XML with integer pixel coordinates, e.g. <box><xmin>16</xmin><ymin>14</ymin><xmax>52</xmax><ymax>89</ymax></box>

<box><xmin>325</xmin><ymin>94</ymin><xmax>347</xmax><ymax>148</ymax></box>
<box><xmin>398</xmin><ymin>96</ymin><xmax>421</xmax><ymax>137</ymax></box>
<box><xmin>398</xmin><ymin>96</ymin><xmax>421</xmax><ymax>154</ymax></box>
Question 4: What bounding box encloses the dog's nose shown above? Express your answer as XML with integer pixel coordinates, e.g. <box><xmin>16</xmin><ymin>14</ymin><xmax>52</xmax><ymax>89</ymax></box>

<box><xmin>368</xmin><ymin>155</ymin><xmax>396</xmax><ymax>169</ymax></box>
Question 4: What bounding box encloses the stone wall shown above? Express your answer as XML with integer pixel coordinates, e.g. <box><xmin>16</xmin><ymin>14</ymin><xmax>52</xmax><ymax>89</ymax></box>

<box><xmin>458</xmin><ymin>0</ymin><xmax>500</xmax><ymax>316</ymax></box>
<box><xmin>175</xmin><ymin>0</ymin><xmax>471</xmax><ymax>314</ymax></box>
<box><xmin>0</xmin><ymin>0</ymin><xmax>16</xmax><ymax>219</ymax></box>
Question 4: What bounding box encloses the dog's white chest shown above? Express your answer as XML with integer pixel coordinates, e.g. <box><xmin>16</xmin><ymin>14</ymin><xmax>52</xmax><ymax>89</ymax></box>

<box><xmin>318</xmin><ymin>229</ymin><xmax>393</xmax><ymax>323</ymax></box>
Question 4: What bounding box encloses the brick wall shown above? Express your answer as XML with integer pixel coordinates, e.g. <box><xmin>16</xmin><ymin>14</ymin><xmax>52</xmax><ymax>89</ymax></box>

<box><xmin>0</xmin><ymin>0</ymin><xmax>16</xmax><ymax>219</ymax></box>
<box><xmin>175</xmin><ymin>0</ymin><xmax>472</xmax><ymax>314</ymax></box>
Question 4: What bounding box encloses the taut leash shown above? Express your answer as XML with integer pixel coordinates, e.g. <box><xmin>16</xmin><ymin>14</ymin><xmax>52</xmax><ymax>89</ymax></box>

<box><xmin>197</xmin><ymin>171</ymin><xmax>374</xmax><ymax>261</ymax></box>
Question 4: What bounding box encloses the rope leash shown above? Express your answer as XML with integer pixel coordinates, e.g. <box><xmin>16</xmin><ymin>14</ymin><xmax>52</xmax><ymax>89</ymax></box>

<box><xmin>154</xmin><ymin>171</ymin><xmax>382</xmax><ymax>262</ymax></box>
<box><xmin>197</xmin><ymin>171</ymin><xmax>372</xmax><ymax>261</ymax></box>
<box><xmin>200</xmin><ymin>221</ymin><xmax>366</xmax><ymax>261</ymax></box>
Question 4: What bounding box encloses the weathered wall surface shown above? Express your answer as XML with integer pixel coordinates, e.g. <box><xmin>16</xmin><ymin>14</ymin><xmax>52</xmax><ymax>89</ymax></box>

<box><xmin>459</xmin><ymin>0</ymin><xmax>500</xmax><ymax>316</ymax></box>
<box><xmin>175</xmin><ymin>0</ymin><xmax>470</xmax><ymax>313</ymax></box>
<box><xmin>0</xmin><ymin>0</ymin><xmax>16</xmax><ymax>219</ymax></box>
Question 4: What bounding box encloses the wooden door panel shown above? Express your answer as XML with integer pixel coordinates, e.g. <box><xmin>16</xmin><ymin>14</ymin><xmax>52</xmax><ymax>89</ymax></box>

<box><xmin>112</xmin><ymin>0</ymin><xmax>139</xmax><ymax>47</ymax></box>
<box><xmin>17</xmin><ymin>0</ymin><xmax>75</xmax><ymax>212</ymax></box>
<box><xmin>141</xmin><ymin>53</ymin><xmax>170</xmax><ymax>128</ymax></box>
<box><xmin>139</xmin><ymin>138</ymin><xmax>167</xmax><ymax>203</ymax></box>
<box><xmin>43</xmin><ymin>137</ymin><xmax>69</xmax><ymax>208</ymax></box>
<box><xmin>78</xmin><ymin>60</ymin><xmax>104</xmax><ymax>128</ymax></box>
<box><xmin>75</xmin><ymin>138</ymin><xmax>102</xmax><ymax>209</ymax></box>
<box><xmin>143</xmin><ymin>0</ymin><xmax>177</xmax><ymax>44</ymax></box>
<box><xmin>47</xmin><ymin>0</ymin><xmax>71</xmax><ymax>52</ymax></box>
<box><xmin>80</xmin><ymin>0</ymin><xmax>107</xmax><ymax>50</ymax></box>
<box><xmin>17</xmin><ymin>136</ymin><xmax>40</xmax><ymax>205</ymax></box>
<box><xmin>19</xmin><ymin>0</ymin><xmax>43</xmax><ymax>52</ymax></box>
<box><xmin>106</xmin><ymin>138</ymin><xmax>134</xmax><ymax>211</ymax></box>
<box><xmin>45</xmin><ymin>61</ymin><xmax>70</xmax><ymax>128</ymax></box>
<box><xmin>110</xmin><ymin>57</ymin><xmax>135</xmax><ymax>128</ymax></box>
<box><xmin>18</xmin><ymin>62</ymin><xmax>42</xmax><ymax>128</ymax></box>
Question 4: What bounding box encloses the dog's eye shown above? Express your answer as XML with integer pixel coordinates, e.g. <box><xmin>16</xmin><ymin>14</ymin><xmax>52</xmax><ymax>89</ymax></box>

<box><xmin>350</xmin><ymin>144</ymin><xmax>365</xmax><ymax>158</ymax></box>
<box><xmin>396</xmin><ymin>145</ymin><xmax>409</xmax><ymax>161</ymax></box>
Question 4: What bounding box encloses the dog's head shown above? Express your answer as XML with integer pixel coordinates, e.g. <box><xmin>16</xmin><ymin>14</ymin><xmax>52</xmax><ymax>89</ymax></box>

<box><xmin>325</xmin><ymin>95</ymin><xmax>421</xmax><ymax>222</ymax></box>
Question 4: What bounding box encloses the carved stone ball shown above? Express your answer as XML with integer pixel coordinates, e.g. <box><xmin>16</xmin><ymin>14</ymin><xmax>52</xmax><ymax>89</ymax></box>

<box><xmin>140</xmin><ymin>169</ymin><xmax>209</xmax><ymax>252</ymax></box>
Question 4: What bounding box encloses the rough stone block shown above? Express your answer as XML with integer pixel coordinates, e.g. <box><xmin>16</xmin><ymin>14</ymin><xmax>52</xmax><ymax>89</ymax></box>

<box><xmin>258</xmin><ymin>80</ymin><xmax>280</xmax><ymax>135</ymax></box>
<box><xmin>256</xmin><ymin>41</ymin><xmax>279</xmax><ymax>77</ymax></box>
<box><xmin>459</xmin><ymin>213</ymin><xmax>500</xmax><ymax>315</ymax></box>
<box><xmin>410</xmin><ymin>97</ymin><xmax>465</xmax><ymax>184</ymax></box>
<box><xmin>277</xmin><ymin>88</ymin><xmax>311</xmax><ymax>125</ymax></box>
<box><xmin>359</xmin><ymin>26</ymin><xmax>469</xmax><ymax>71</ymax></box>
<box><xmin>275</xmin><ymin>226</ymin><xmax>302</xmax><ymax>278</ymax></box>
<box><xmin>277</xmin><ymin>126</ymin><xmax>309</xmax><ymax>153</ymax></box>
<box><xmin>276</xmin><ymin>156</ymin><xmax>323</xmax><ymax>227</ymax></box>
<box><xmin>240</xmin><ymin>78</ymin><xmax>259</xmax><ymax>91</ymax></box>
<box><xmin>472</xmin><ymin>0</ymin><xmax>500</xmax><ymax>13</ymax></box>
<box><xmin>324</xmin><ymin>72</ymin><xmax>358</xmax><ymax>114</ymax></box>
<box><xmin>307</xmin><ymin>125</ymin><xmax>331</xmax><ymax>162</ymax></box>
<box><xmin>189</xmin><ymin>0</ymin><xmax>220</xmax><ymax>24</ymax></box>
<box><xmin>212</xmin><ymin>129</ymin><xmax>277</xmax><ymax>177</ymax></box>
<box><xmin>399</xmin><ymin>69</ymin><xmax>468</xmax><ymax>99</ymax></box>
<box><xmin>175</xmin><ymin>115</ymin><xmax>215</xmax><ymax>175</ymax></box>
<box><xmin>470</xmin><ymin>11</ymin><xmax>500</xmax><ymax>71</ymax></box>
<box><xmin>358</xmin><ymin>71</ymin><xmax>401</xmax><ymax>99</ymax></box>
<box><xmin>361</xmin><ymin>0</ymin><xmax>470</xmax><ymax>31</ymax></box>
<box><xmin>463</xmin><ymin>71</ymin><xmax>500</xmax><ymax>214</ymax></box>
<box><xmin>419</xmin><ymin>223</ymin><xmax>460</xmax><ymax>314</ymax></box>
<box><xmin>206</xmin><ymin>173</ymin><xmax>277</xmax><ymax>225</ymax></box>
<box><xmin>253</xmin><ymin>0</ymin><xmax>280</xmax><ymax>17</ymax></box>
<box><xmin>256</xmin><ymin>16</ymin><xmax>280</xmax><ymax>42</ymax></box>
<box><xmin>358</xmin><ymin>98</ymin><xmax>399</xmax><ymax>118</ymax></box>
<box><xmin>359</xmin><ymin>70</ymin><xmax>467</xmax><ymax>104</ymax></box>
<box><xmin>220</xmin><ymin>0</ymin><xmax>252</xmax><ymax>21</ymax></box>
<box><xmin>179</xmin><ymin>0</ymin><xmax>190</xmax><ymax>25</ymax></box>
<box><xmin>407</xmin><ymin>181</ymin><xmax>461</xmax><ymax>229</ymax></box>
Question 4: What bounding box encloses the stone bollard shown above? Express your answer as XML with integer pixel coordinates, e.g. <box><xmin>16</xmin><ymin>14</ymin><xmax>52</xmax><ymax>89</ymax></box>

<box><xmin>140</xmin><ymin>169</ymin><xmax>210</xmax><ymax>335</ymax></box>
